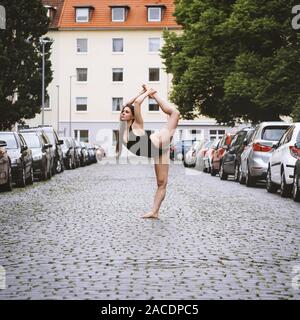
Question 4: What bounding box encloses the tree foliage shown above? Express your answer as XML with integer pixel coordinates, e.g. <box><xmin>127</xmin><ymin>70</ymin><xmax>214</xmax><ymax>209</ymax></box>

<box><xmin>161</xmin><ymin>0</ymin><xmax>300</xmax><ymax>125</ymax></box>
<box><xmin>0</xmin><ymin>0</ymin><xmax>52</xmax><ymax>130</ymax></box>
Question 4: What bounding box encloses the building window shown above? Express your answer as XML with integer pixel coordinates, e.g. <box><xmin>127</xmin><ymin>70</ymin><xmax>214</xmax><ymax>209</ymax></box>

<box><xmin>74</xmin><ymin>130</ymin><xmax>89</xmax><ymax>143</ymax></box>
<box><xmin>149</xmin><ymin>68</ymin><xmax>160</xmax><ymax>82</ymax></box>
<box><xmin>75</xmin><ymin>8</ymin><xmax>89</xmax><ymax>22</ymax></box>
<box><xmin>209</xmin><ymin>129</ymin><xmax>225</xmax><ymax>141</ymax></box>
<box><xmin>112</xmin><ymin>68</ymin><xmax>123</xmax><ymax>82</ymax></box>
<box><xmin>112</xmin><ymin>97</ymin><xmax>123</xmax><ymax>111</ymax></box>
<box><xmin>76</xmin><ymin>97</ymin><xmax>87</xmax><ymax>111</ymax></box>
<box><xmin>112</xmin><ymin>7</ymin><xmax>125</xmax><ymax>22</ymax></box>
<box><xmin>149</xmin><ymin>38</ymin><xmax>160</xmax><ymax>52</ymax></box>
<box><xmin>112</xmin><ymin>38</ymin><xmax>123</xmax><ymax>52</ymax></box>
<box><xmin>44</xmin><ymin>95</ymin><xmax>51</xmax><ymax>110</ymax></box>
<box><xmin>148</xmin><ymin>98</ymin><xmax>159</xmax><ymax>111</ymax></box>
<box><xmin>148</xmin><ymin>7</ymin><xmax>161</xmax><ymax>22</ymax></box>
<box><xmin>76</xmin><ymin>68</ymin><xmax>88</xmax><ymax>82</ymax></box>
<box><xmin>77</xmin><ymin>39</ymin><xmax>88</xmax><ymax>53</ymax></box>
<box><xmin>112</xmin><ymin>130</ymin><xmax>119</xmax><ymax>146</ymax></box>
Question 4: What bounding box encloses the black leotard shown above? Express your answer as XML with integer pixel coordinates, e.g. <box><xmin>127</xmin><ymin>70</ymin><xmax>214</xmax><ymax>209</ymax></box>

<box><xmin>123</xmin><ymin>122</ymin><xmax>169</xmax><ymax>158</ymax></box>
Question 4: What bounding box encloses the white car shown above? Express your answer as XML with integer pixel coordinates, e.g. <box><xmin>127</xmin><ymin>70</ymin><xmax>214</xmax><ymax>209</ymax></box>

<box><xmin>183</xmin><ymin>140</ymin><xmax>205</xmax><ymax>167</ymax></box>
<box><xmin>267</xmin><ymin>123</ymin><xmax>300</xmax><ymax>197</ymax></box>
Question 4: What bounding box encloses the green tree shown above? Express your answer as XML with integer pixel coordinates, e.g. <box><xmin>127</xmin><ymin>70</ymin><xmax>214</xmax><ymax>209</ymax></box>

<box><xmin>0</xmin><ymin>0</ymin><xmax>52</xmax><ymax>130</ymax></box>
<box><xmin>161</xmin><ymin>0</ymin><xmax>299</xmax><ymax>125</ymax></box>
<box><xmin>292</xmin><ymin>98</ymin><xmax>300</xmax><ymax>122</ymax></box>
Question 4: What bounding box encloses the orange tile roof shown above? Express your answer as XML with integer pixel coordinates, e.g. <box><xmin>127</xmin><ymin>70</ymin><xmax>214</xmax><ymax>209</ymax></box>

<box><xmin>57</xmin><ymin>0</ymin><xmax>180</xmax><ymax>29</ymax></box>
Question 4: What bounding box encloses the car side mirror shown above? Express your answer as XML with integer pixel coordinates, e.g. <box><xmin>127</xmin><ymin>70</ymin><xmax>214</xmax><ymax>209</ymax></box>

<box><xmin>243</xmin><ymin>139</ymin><xmax>248</xmax><ymax>146</ymax></box>
<box><xmin>272</xmin><ymin>142</ymin><xmax>279</xmax><ymax>149</ymax></box>
<box><xmin>223</xmin><ymin>145</ymin><xmax>229</xmax><ymax>150</ymax></box>
<box><xmin>0</xmin><ymin>140</ymin><xmax>7</xmax><ymax>147</ymax></box>
<box><xmin>58</xmin><ymin>139</ymin><xmax>64</xmax><ymax>145</ymax></box>
<box><xmin>21</xmin><ymin>145</ymin><xmax>28</xmax><ymax>152</ymax></box>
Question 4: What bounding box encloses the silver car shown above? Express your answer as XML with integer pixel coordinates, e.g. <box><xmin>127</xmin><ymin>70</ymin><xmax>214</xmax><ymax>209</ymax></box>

<box><xmin>240</xmin><ymin>122</ymin><xmax>291</xmax><ymax>187</ymax></box>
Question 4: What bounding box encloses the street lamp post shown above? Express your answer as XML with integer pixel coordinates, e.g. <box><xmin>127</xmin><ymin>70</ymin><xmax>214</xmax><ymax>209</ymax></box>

<box><xmin>40</xmin><ymin>38</ymin><xmax>53</xmax><ymax>126</ymax></box>
<box><xmin>69</xmin><ymin>75</ymin><xmax>76</xmax><ymax>137</ymax></box>
<box><xmin>56</xmin><ymin>85</ymin><xmax>60</xmax><ymax>133</ymax></box>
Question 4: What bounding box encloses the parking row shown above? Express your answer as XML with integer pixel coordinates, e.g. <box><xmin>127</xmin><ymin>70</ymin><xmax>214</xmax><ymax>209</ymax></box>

<box><xmin>178</xmin><ymin>121</ymin><xmax>300</xmax><ymax>203</ymax></box>
<box><xmin>0</xmin><ymin>125</ymin><xmax>106</xmax><ymax>192</ymax></box>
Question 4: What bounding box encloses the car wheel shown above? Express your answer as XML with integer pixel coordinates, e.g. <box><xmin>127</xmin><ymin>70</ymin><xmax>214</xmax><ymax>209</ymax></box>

<box><xmin>280</xmin><ymin>170</ymin><xmax>291</xmax><ymax>198</ymax></box>
<box><xmin>26</xmin><ymin>166</ymin><xmax>34</xmax><ymax>185</ymax></box>
<box><xmin>56</xmin><ymin>159</ymin><xmax>63</xmax><ymax>174</ymax></box>
<box><xmin>245</xmin><ymin>165</ymin><xmax>255</xmax><ymax>187</ymax></box>
<box><xmin>210</xmin><ymin>164</ymin><xmax>217</xmax><ymax>176</ymax></box>
<box><xmin>16</xmin><ymin>167</ymin><xmax>26</xmax><ymax>188</ymax></box>
<box><xmin>234</xmin><ymin>163</ymin><xmax>240</xmax><ymax>182</ymax></box>
<box><xmin>239</xmin><ymin>165</ymin><xmax>246</xmax><ymax>185</ymax></box>
<box><xmin>2</xmin><ymin>167</ymin><xmax>13</xmax><ymax>192</ymax></box>
<box><xmin>219</xmin><ymin>163</ymin><xmax>228</xmax><ymax>180</ymax></box>
<box><xmin>266</xmin><ymin>167</ymin><xmax>278</xmax><ymax>194</ymax></box>
<box><xmin>292</xmin><ymin>171</ymin><xmax>300</xmax><ymax>202</ymax></box>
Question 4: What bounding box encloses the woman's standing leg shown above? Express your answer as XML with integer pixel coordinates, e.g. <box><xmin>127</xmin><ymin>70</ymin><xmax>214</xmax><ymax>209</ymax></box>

<box><xmin>142</xmin><ymin>151</ymin><xmax>169</xmax><ymax>219</ymax></box>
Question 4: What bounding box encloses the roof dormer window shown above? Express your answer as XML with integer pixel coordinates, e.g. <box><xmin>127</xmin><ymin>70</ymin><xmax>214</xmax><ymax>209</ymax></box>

<box><xmin>146</xmin><ymin>5</ymin><xmax>166</xmax><ymax>22</ymax></box>
<box><xmin>44</xmin><ymin>5</ymin><xmax>57</xmax><ymax>20</ymax></box>
<box><xmin>109</xmin><ymin>6</ymin><xmax>130</xmax><ymax>22</ymax></box>
<box><xmin>74</xmin><ymin>6</ymin><xmax>95</xmax><ymax>23</ymax></box>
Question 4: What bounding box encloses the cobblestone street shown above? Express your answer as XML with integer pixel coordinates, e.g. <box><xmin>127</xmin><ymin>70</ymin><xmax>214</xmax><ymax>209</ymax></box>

<box><xmin>0</xmin><ymin>158</ymin><xmax>299</xmax><ymax>299</ymax></box>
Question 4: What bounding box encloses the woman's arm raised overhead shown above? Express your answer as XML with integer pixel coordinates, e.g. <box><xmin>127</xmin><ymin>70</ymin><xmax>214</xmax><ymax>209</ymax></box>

<box><xmin>133</xmin><ymin>87</ymin><xmax>157</xmax><ymax>125</ymax></box>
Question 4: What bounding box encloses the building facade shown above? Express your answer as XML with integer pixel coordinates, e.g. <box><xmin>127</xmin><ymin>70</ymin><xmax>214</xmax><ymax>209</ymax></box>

<box><xmin>25</xmin><ymin>0</ymin><xmax>232</xmax><ymax>156</ymax></box>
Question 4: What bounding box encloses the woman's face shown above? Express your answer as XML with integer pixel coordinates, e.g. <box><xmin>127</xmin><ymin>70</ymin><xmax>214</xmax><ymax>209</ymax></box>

<box><xmin>120</xmin><ymin>107</ymin><xmax>133</xmax><ymax>121</ymax></box>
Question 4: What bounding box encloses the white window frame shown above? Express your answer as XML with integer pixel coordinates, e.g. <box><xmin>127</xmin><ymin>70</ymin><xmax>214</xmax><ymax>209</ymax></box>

<box><xmin>44</xmin><ymin>95</ymin><xmax>51</xmax><ymax>110</ymax></box>
<box><xmin>148</xmin><ymin>97</ymin><xmax>160</xmax><ymax>113</ymax></box>
<box><xmin>76</xmin><ymin>38</ymin><xmax>88</xmax><ymax>54</ymax></box>
<box><xmin>74</xmin><ymin>129</ymin><xmax>89</xmax><ymax>143</ymax></box>
<box><xmin>112</xmin><ymin>7</ymin><xmax>125</xmax><ymax>22</ymax></box>
<box><xmin>112</xmin><ymin>97</ymin><xmax>123</xmax><ymax>112</ymax></box>
<box><xmin>112</xmin><ymin>38</ymin><xmax>124</xmax><ymax>53</ymax></box>
<box><xmin>75</xmin><ymin>97</ymin><xmax>88</xmax><ymax>112</ymax></box>
<box><xmin>148</xmin><ymin>67</ymin><xmax>160</xmax><ymax>83</ymax></box>
<box><xmin>76</xmin><ymin>68</ymin><xmax>88</xmax><ymax>83</ymax></box>
<box><xmin>148</xmin><ymin>37</ymin><xmax>161</xmax><ymax>53</ymax></box>
<box><xmin>112</xmin><ymin>68</ymin><xmax>124</xmax><ymax>83</ymax></box>
<box><xmin>76</xmin><ymin>8</ymin><xmax>89</xmax><ymax>23</ymax></box>
<box><xmin>148</xmin><ymin>7</ymin><xmax>161</xmax><ymax>22</ymax></box>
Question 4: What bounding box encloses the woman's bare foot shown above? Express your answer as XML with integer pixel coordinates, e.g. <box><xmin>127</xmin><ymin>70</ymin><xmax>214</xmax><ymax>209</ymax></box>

<box><xmin>141</xmin><ymin>211</ymin><xmax>159</xmax><ymax>219</ymax></box>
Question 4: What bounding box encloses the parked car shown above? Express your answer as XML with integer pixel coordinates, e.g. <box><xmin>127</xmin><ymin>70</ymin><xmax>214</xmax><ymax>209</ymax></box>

<box><xmin>72</xmin><ymin>139</ymin><xmax>81</xmax><ymax>168</ymax></box>
<box><xmin>240</xmin><ymin>122</ymin><xmax>290</xmax><ymax>187</ymax></box>
<box><xmin>94</xmin><ymin>145</ymin><xmax>105</xmax><ymax>161</ymax></box>
<box><xmin>170</xmin><ymin>139</ymin><xmax>196</xmax><ymax>161</ymax></box>
<box><xmin>292</xmin><ymin>159</ymin><xmax>300</xmax><ymax>202</ymax></box>
<box><xmin>0</xmin><ymin>131</ymin><xmax>34</xmax><ymax>187</ymax></box>
<box><xmin>203</xmin><ymin>138</ymin><xmax>221</xmax><ymax>173</ymax></box>
<box><xmin>219</xmin><ymin>128</ymin><xmax>255</xmax><ymax>181</ymax></box>
<box><xmin>79</xmin><ymin>141</ymin><xmax>89</xmax><ymax>166</ymax></box>
<box><xmin>183</xmin><ymin>140</ymin><xmax>205</xmax><ymax>168</ymax></box>
<box><xmin>19</xmin><ymin>129</ymin><xmax>53</xmax><ymax>181</ymax></box>
<box><xmin>211</xmin><ymin>133</ymin><xmax>234</xmax><ymax>176</ymax></box>
<box><xmin>266</xmin><ymin>123</ymin><xmax>300</xmax><ymax>197</ymax></box>
<box><xmin>86</xmin><ymin>143</ymin><xmax>97</xmax><ymax>164</ymax></box>
<box><xmin>38</xmin><ymin>126</ymin><xmax>64</xmax><ymax>174</ymax></box>
<box><xmin>60</xmin><ymin>137</ymin><xmax>76</xmax><ymax>169</ymax></box>
<box><xmin>0</xmin><ymin>140</ymin><xmax>12</xmax><ymax>192</ymax></box>
<box><xmin>195</xmin><ymin>140</ymin><xmax>213</xmax><ymax>172</ymax></box>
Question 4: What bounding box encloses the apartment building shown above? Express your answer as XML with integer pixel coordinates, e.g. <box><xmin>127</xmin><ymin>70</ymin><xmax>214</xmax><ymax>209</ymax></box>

<box><xmin>25</xmin><ymin>0</ymin><xmax>231</xmax><ymax>156</ymax></box>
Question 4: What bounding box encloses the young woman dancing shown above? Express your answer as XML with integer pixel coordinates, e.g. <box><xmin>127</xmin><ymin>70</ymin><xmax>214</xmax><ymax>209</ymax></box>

<box><xmin>116</xmin><ymin>84</ymin><xmax>180</xmax><ymax>219</ymax></box>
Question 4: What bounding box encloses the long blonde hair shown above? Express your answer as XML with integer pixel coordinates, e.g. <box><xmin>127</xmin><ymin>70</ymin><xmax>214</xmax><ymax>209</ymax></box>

<box><xmin>115</xmin><ymin>104</ymin><xmax>135</xmax><ymax>160</ymax></box>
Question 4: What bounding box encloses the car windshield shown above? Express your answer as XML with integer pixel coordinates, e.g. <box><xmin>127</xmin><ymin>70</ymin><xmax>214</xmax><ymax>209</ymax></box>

<box><xmin>21</xmin><ymin>133</ymin><xmax>41</xmax><ymax>148</ymax></box>
<box><xmin>44</xmin><ymin>131</ymin><xmax>55</xmax><ymax>145</ymax></box>
<box><xmin>262</xmin><ymin>126</ymin><xmax>289</xmax><ymax>141</ymax></box>
<box><xmin>0</xmin><ymin>133</ymin><xmax>18</xmax><ymax>149</ymax></box>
